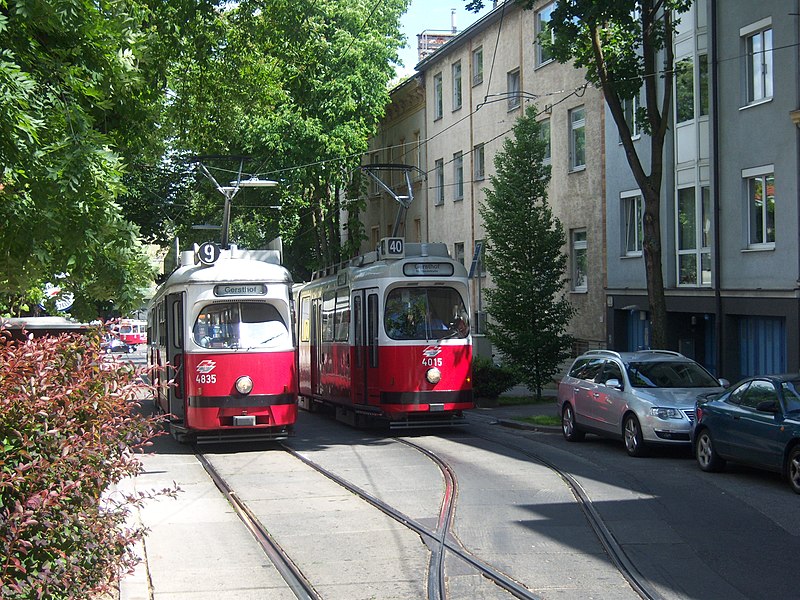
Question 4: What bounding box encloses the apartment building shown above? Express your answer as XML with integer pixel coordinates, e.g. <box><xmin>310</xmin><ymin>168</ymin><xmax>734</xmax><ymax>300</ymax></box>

<box><xmin>363</xmin><ymin>0</ymin><xmax>607</xmax><ymax>358</ymax></box>
<box><xmin>605</xmin><ymin>0</ymin><xmax>800</xmax><ymax>380</ymax></box>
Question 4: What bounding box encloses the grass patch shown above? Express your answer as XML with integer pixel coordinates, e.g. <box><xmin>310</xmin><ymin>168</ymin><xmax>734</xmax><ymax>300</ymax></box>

<box><xmin>513</xmin><ymin>415</ymin><xmax>561</xmax><ymax>426</ymax></box>
<box><xmin>497</xmin><ymin>396</ymin><xmax>554</xmax><ymax>406</ymax></box>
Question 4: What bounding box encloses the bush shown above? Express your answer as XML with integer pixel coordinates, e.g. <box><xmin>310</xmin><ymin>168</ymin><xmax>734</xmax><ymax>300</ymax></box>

<box><xmin>0</xmin><ymin>326</ymin><xmax>168</xmax><ymax>599</ymax></box>
<box><xmin>472</xmin><ymin>356</ymin><xmax>519</xmax><ymax>400</ymax></box>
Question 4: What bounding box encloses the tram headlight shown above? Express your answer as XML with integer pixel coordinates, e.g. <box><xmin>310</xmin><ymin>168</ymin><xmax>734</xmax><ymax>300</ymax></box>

<box><xmin>426</xmin><ymin>367</ymin><xmax>442</xmax><ymax>384</ymax></box>
<box><xmin>235</xmin><ymin>375</ymin><xmax>254</xmax><ymax>395</ymax></box>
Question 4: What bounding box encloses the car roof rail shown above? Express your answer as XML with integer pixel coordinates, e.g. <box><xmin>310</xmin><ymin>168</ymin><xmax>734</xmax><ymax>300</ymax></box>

<box><xmin>633</xmin><ymin>349</ymin><xmax>684</xmax><ymax>357</ymax></box>
<box><xmin>582</xmin><ymin>349</ymin><xmax>622</xmax><ymax>359</ymax></box>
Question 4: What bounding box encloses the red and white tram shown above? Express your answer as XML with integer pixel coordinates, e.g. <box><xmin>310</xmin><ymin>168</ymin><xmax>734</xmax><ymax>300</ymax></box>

<box><xmin>148</xmin><ymin>243</ymin><xmax>297</xmax><ymax>442</ymax></box>
<box><xmin>295</xmin><ymin>238</ymin><xmax>473</xmax><ymax>428</ymax></box>
<box><xmin>117</xmin><ymin>318</ymin><xmax>147</xmax><ymax>347</ymax></box>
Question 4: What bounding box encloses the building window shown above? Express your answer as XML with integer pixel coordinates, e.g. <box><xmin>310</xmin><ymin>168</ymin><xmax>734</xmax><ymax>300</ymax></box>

<box><xmin>434</xmin><ymin>158</ymin><xmax>444</xmax><ymax>206</ymax></box>
<box><xmin>569</xmin><ymin>106</ymin><xmax>586</xmax><ymax>170</ymax></box>
<box><xmin>744</xmin><ymin>168</ymin><xmax>775</xmax><ymax>247</ymax></box>
<box><xmin>743</xmin><ymin>21</ymin><xmax>773</xmax><ymax>104</ymax></box>
<box><xmin>413</xmin><ymin>131</ymin><xmax>422</xmax><ymax>173</ymax></box>
<box><xmin>472</xmin><ymin>46</ymin><xmax>483</xmax><ymax>85</ymax></box>
<box><xmin>535</xmin><ymin>2</ymin><xmax>555</xmax><ymax>66</ymax></box>
<box><xmin>453</xmin><ymin>151</ymin><xmax>464</xmax><ymax>200</ymax></box>
<box><xmin>452</xmin><ymin>61</ymin><xmax>462</xmax><ymax>110</ymax></box>
<box><xmin>675</xmin><ymin>57</ymin><xmax>694</xmax><ymax>124</ymax></box>
<box><xmin>539</xmin><ymin>118</ymin><xmax>551</xmax><ymax>164</ymax></box>
<box><xmin>507</xmin><ymin>69</ymin><xmax>521</xmax><ymax>110</ymax></box>
<box><xmin>676</xmin><ymin>186</ymin><xmax>712</xmax><ymax>286</ymax></box>
<box><xmin>369</xmin><ymin>152</ymin><xmax>380</xmax><ymax>195</ymax></box>
<box><xmin>371</xmin><ymin>226</ymin><xmax>380</xmax><ymax>249</ymax></box>
<box><xmin>699</xmin><ymin>53</ymin><xmax>709</xmax><ymax>116</ymax></box>
<box><xmin>454</xmin><ymin>242</ymin><xmax>465</xmax><ymax>266</ymax></box>
<box><xmin>433</xmin><ymin>72</ymin><xmax>443</xmax><ymax>120</ymax></box>
<box><xmin>571</xmin><ymin>229</ymin><xmax>587</xmax><ymax>292</ymax></box>
<box><xmin>622</xmin><ymin>93</ymin><xmax>640</xmax><ymax>139</ymax></box>
<box><xmin>473</xmin><ymin>143</ymin><xmax>485</xmax><ymax>180</ymax></box>
<box><xmin>622</xmin><ymin>192</ymin><xmax>643</xmax><ymax>256</ymax></box>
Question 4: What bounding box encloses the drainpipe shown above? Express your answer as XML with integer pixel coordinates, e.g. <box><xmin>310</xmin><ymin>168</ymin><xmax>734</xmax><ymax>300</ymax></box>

<box><xmin>711</xmin><ymin>0</ymin><xmax>723</xmax><ymax>377</ymax></box>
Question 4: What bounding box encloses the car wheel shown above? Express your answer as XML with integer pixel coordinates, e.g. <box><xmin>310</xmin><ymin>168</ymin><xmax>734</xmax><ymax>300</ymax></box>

<box><xmin>787</xmin><ymin>446</ymin><xmax>800</xmax><ymax>494</ymax></box>
<box><xmin>561</xmin><ymin>404</ymin><xmax>585</xmax><ymax>442</ymax></box>
<box><xmin>695</xmin><ymin>428</ymin><xmax>725</xmax><ymax>472</ymax></box>
<box><xmin>623</xmin><ymin>414</ymin><xmax>647</xmax><ymax>457</ymax></box>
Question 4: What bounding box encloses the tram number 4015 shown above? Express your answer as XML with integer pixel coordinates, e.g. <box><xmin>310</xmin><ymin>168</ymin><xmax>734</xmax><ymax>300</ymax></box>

<box><xmin>196</xmin><ymin>374</ymin><xmax>217</xmax><ymax>384</ymax></box>
<box><xmin>422</xmin><ymin>357</ymin><xmax>443</xmax><ymax>367</ymax></box>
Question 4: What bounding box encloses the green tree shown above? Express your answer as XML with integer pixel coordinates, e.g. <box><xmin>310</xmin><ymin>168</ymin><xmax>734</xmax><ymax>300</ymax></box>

<box><xmin>466</xmin><ymin>0</ymin><xmax>692</xmax><ymax>348</ymax></box>
<box><xmin>0</xmin><ymin>0</ymin><xmax>165</xmax><ymax>319</ymax></box>
<box><xmin>479</xmin><ymin>105</ymin><xmax>575</xmax><ymax>400</ymax></box>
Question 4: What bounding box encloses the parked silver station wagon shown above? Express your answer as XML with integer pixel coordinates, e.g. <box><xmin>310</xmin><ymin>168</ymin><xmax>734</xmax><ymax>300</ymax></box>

<box><xmin>558</xmin><ymin>350</ymin><xmax>727</xmax><ymax>457</ymax></box>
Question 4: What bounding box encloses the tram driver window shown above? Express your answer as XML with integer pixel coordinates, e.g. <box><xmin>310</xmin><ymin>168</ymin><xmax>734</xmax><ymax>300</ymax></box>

<box><xmin>193</xmin><ymin>302</ymin><xmax>289</xmax><ymax>349</ymax></box>
<box><xmin>384</xmin><ymin>287</ymin><xmax>469</xmax><ymax>341</ymax></box>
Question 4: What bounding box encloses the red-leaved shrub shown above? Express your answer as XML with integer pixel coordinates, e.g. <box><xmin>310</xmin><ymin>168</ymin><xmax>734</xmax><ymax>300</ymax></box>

<box><xmin>0</xmin><ymin>326</ymin><xmax>170</xmax><ymax>599</ymax></box>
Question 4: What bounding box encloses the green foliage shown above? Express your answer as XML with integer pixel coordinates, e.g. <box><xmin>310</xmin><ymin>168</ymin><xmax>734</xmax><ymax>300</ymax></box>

<box><xmin>0</xmin><ymin>327</ymin><xmax>172</xmax><ymax>598</ymax></box>
<box><xmin>472</xmin><ymin>356</ymin><xmax>519</xmax><ymax>400</ymax></box>
<box><xmin>479</xmin><ymin>105</ymin><xmax>575</xmax><ymax>400</ymax></box>
<box><xmin>0</xmin><ymin>0</ymin><xmax>166</xmax><ymax>318</ymax></box>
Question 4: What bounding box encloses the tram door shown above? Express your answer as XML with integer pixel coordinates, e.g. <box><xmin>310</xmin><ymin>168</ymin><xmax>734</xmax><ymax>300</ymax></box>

<box><xmin>165</xmin><ymin>293</ymin><xmax>185</xmax><ymax>421</ymax></box>
<box><xmin>352</xmin><ymin>289</ymin><xmax>381</xmax><ymax>405</ymax></box>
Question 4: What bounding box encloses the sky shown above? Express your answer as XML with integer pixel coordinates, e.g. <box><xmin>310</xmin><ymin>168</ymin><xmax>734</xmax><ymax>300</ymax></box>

<box><xmin>395</xmin><ymin>1</ymin><xmax>491</xmax><ymax>78</ymax></box>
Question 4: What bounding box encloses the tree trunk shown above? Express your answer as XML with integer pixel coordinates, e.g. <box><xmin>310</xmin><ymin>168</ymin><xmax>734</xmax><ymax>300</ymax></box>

<box><xmin>641</xmin><ymin>184</ymin><xmax>667</xmax><ymax>348</ymax></box>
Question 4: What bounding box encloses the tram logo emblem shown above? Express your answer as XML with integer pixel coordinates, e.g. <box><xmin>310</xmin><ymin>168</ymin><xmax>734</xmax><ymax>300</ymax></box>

<box><xmin>422</xmin><ymin>346</ymin><xmax>442</xmax><ymax>358</ymax></box>
<box><xmin>196</xmin><ymin>359</ymin><xmax>217</xmax><ymax>374</ymax></box>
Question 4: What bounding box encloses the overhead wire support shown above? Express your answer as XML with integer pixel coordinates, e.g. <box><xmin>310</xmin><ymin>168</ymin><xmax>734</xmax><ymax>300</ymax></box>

<box><xmin>361</xmin><ymin>163</ymin><xmax>426</xmax><ymax>238</ymax></box>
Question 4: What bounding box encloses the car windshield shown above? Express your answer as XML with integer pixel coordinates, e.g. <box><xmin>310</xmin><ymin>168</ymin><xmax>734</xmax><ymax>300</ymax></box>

<box><xmin>627</xmin><ymin>361</ymin><xmax>720</xmax><ymax>388</ymax></box>
<box><xmin>384</xmin><ymin>287</ymin><xmax>468</xmax><ymax>341</ymax></box>
<box><xmin>781</xmin><ymin>380</ymin><xmax>800</xmax><ymax>412</ymax></box>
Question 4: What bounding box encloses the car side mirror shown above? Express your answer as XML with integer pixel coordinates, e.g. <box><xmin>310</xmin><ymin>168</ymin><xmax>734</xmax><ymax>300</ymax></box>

<box><xmin>605</xmin><ymin>378</ymin><xmax>623</xmax><ymax>390</ymax></box>
<box><xmin>756</xmin><ymin>400</ymin><xmax>780</xmax><ymax>413</ymax></box>
<box><xmin>719</xmin><ymin>378</ymin><xmax>730</xmax><ymax>388</ymax></box>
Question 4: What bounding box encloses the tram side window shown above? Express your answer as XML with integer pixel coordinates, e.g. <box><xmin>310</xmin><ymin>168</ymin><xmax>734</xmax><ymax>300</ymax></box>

<box><xmin>321</xmin><ymin>291</ymin><xmax>336</xmax><ymax>342</ymax></box>
<box><xmin>193</xmin><ymin>302</ymin><xmax>288</xmax><ymax>349</ymax></box>
<box><xmin>299</xmin><ymin>297</ymin><xmax>310</xmax><ymax>342</ymax></box>
<box><xmin>384</xmin><ymin>287</ymin><xmax>469</xmax><ymax>341</ymax></box>
<box><xmin>335</xmin><ymin>291</ymin><xmax>350</xmax><ymax>342</ymax></box>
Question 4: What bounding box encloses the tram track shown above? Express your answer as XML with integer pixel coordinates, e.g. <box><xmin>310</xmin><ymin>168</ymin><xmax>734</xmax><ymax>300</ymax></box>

<box><xmin>468</xmin><ymin>425</ymin><xmax>666</xmax><ymax>600</ymax></box>
<box><xmin>194</xmin><ymin>427</ymin><xmax>661</xmax><ymax>600</ymax></box>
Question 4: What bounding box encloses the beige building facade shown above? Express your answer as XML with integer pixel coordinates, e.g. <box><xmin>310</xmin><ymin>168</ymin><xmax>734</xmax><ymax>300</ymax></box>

<box><xmin>361</xmin><ymin>0</ymin><xmax>607</xmax><ymax>356</ymax></box>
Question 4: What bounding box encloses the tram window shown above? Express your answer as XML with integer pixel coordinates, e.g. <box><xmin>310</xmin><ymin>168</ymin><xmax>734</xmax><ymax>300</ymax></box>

<box><xmin>335</xmin><ymin>292</ymin><xmax>350</xmax><ymax>342</ymax></box>
<box><xmin>300</xmin><ymin>297</ymin><xmax>310</xmax><ymax>342</ymax></box>
<box><xmin>368</xmin><ymin>294</ymin><xmax>379</xmax><ymax>367</ymax></box>
<box><xmin>385</xmin><ymin>287</ymin><xmax>469</xmax><ymax>341</ymax></box>
<box><xmin>321</xmin><ymin>291</ymin><xmax>335</xmax><ymax>342</ymax></box>
<box><xmin>193</xmin><ymin>302</ymin><xmax>288</xmax><ymax>349</ymax></box>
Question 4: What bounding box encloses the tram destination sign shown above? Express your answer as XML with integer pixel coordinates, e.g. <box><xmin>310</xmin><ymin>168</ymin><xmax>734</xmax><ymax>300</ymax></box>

<box><xmin>403</xmin><ymin>262</ymin><xmax>454</xmax><ymax>277</ymax></box>
<box><xmin>214</xmin><ymin>283</ymin><xmax>267</xmax><ymax>296</ymax></box>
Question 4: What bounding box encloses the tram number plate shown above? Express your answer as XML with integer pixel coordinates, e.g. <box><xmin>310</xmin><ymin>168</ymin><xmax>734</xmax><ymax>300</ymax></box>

<box><xmin>429</xmin><ymin>404</ymin><xmax>445</xmax><ymax>412</ymax></box>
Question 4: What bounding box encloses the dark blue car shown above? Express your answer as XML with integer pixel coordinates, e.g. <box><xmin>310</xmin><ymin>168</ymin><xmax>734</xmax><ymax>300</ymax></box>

<box><xmin>693</xmin><ymin>374</ymin><xmax>800</xmax><ymax>494</ymax></box>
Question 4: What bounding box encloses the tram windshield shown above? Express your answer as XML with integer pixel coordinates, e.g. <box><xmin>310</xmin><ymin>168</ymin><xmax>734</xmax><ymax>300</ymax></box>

<box><xmin>385</xmin><ymin>287</ymin><xmax>469</xmax><ymax>341</ymax></box>
<box><xmin>193</xmin><ymin>302</ymin><xmax>289</xmax><ymax>349</ymax></box>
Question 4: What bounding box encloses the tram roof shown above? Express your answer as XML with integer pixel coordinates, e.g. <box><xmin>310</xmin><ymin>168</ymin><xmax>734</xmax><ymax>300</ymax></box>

<box><xmin>161</xmin><ymin>247</ymin><xmax>292</xmax><ymax>288</ymax></box>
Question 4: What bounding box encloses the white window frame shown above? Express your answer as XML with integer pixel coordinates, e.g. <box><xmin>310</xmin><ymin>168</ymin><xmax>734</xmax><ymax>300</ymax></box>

<box><xmin>621</xmin><ymin>190</ymin><xmax>643</xmax><ymax>257</ymax></box>
<box><xmin>452</xmin><ymin>60</ymin><xmax>462</xmax><ymax>111</ymax></box>
<box><xmin>539</xmin><ymin>118</ymin><xmax>551</xmax><ymax>164</ymax></box>
<box><xmin>743</xmin><ymin>165</ymin><xmax>775</xmax><ymax>249</ymax></box>
<box><xmin>433</xmin><ymin>72</ymin><xmax>443</xmax><ymax>120</ymax></box>
<box><xmin>535</xmin><ymin>2</ymin><xmax>555</xmax><ymax>66</ymax></box>
<box><xmin>569</xmin><ymin>106</ymin><xmax>586</xmax><ymax>171</ymax></box>
<box><xmin>675</xmin><ymin>185</ymin><xmax>713</xmax><ymax>287</ymax></box>
<box><xmin>622</xmin><ymin>93</ymin><xmax>641</xmax><ymax>140</ymax></box>
<box><xmin>434</xmin><ymin>158</ymin><xmax>444</xmax><ymax>206</ymax></box>
<box><xmin>507</xmin><ymin>68</ymin><xmax>521</xmax><ymax>110</ymax></box>
<box><xmin>571</xmin><ymin>229</ymin><xmax>588</xmax><ymax>292</ymax></box>
<box><xmin>473</xmin><ymin>143</ymin><xmax>485</xmax><ymax>180</ymax></box>
<box><xmin>453</xmin><ymin>151</ymin><xmax>464</xmax><ymax>200</ymax></box>
<box><xmin>472</xmin><ymin>46</ymin><xmax>483</xmax><ymax>85</ymax></box>
<box><xmin>741</xmin><ymin>19</ymin><xmax>773</xmax><ymax>105</ymax></box>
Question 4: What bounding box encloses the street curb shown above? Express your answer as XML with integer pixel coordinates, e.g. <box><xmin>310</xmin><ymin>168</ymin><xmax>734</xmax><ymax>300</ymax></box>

<box><xmin>496</xmin><ymin>418</ymin><xmax>561</xmax><ymax>433</ymax></box>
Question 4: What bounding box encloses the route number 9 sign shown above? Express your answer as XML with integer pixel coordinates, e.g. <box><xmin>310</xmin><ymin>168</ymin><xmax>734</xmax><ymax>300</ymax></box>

<box><xmin>197</xmin><ymin>242</ymin><xmax>221</xmax><ymax>265</ymax></box>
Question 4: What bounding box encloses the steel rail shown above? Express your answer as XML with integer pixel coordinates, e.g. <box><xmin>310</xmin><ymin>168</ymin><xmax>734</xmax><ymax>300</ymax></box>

<box><xmin>282</xmin><ymin>441</ymin><xmax>542</xmax><ymax>600</ymax></box>
<box><xmin>468</xmin><ymin>425</ymin><xmax>666</xmax><ymax>600</ymax></box>
<box><xmin>195</xmin><ymin>452</ymin><xmax>320</xmax><ymax>600</ymax></box>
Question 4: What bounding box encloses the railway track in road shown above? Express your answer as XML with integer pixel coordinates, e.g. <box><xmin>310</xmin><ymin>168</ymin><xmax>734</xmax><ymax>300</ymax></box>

<box><xmin>195</xmin><ymin>428</ymin><xmax>662</xmax><ymax>600</ymax></box>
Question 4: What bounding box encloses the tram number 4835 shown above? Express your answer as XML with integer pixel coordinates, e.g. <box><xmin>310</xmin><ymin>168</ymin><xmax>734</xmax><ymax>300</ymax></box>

<box><xmin>422</xmin><ymin>357</ymin><xmax>443</xmax><ymax>367</ymax></box>
<box><xmin>196</xmin><ymin>374</ymin><xmax>217</xmax><ymax>384</ymax></box>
